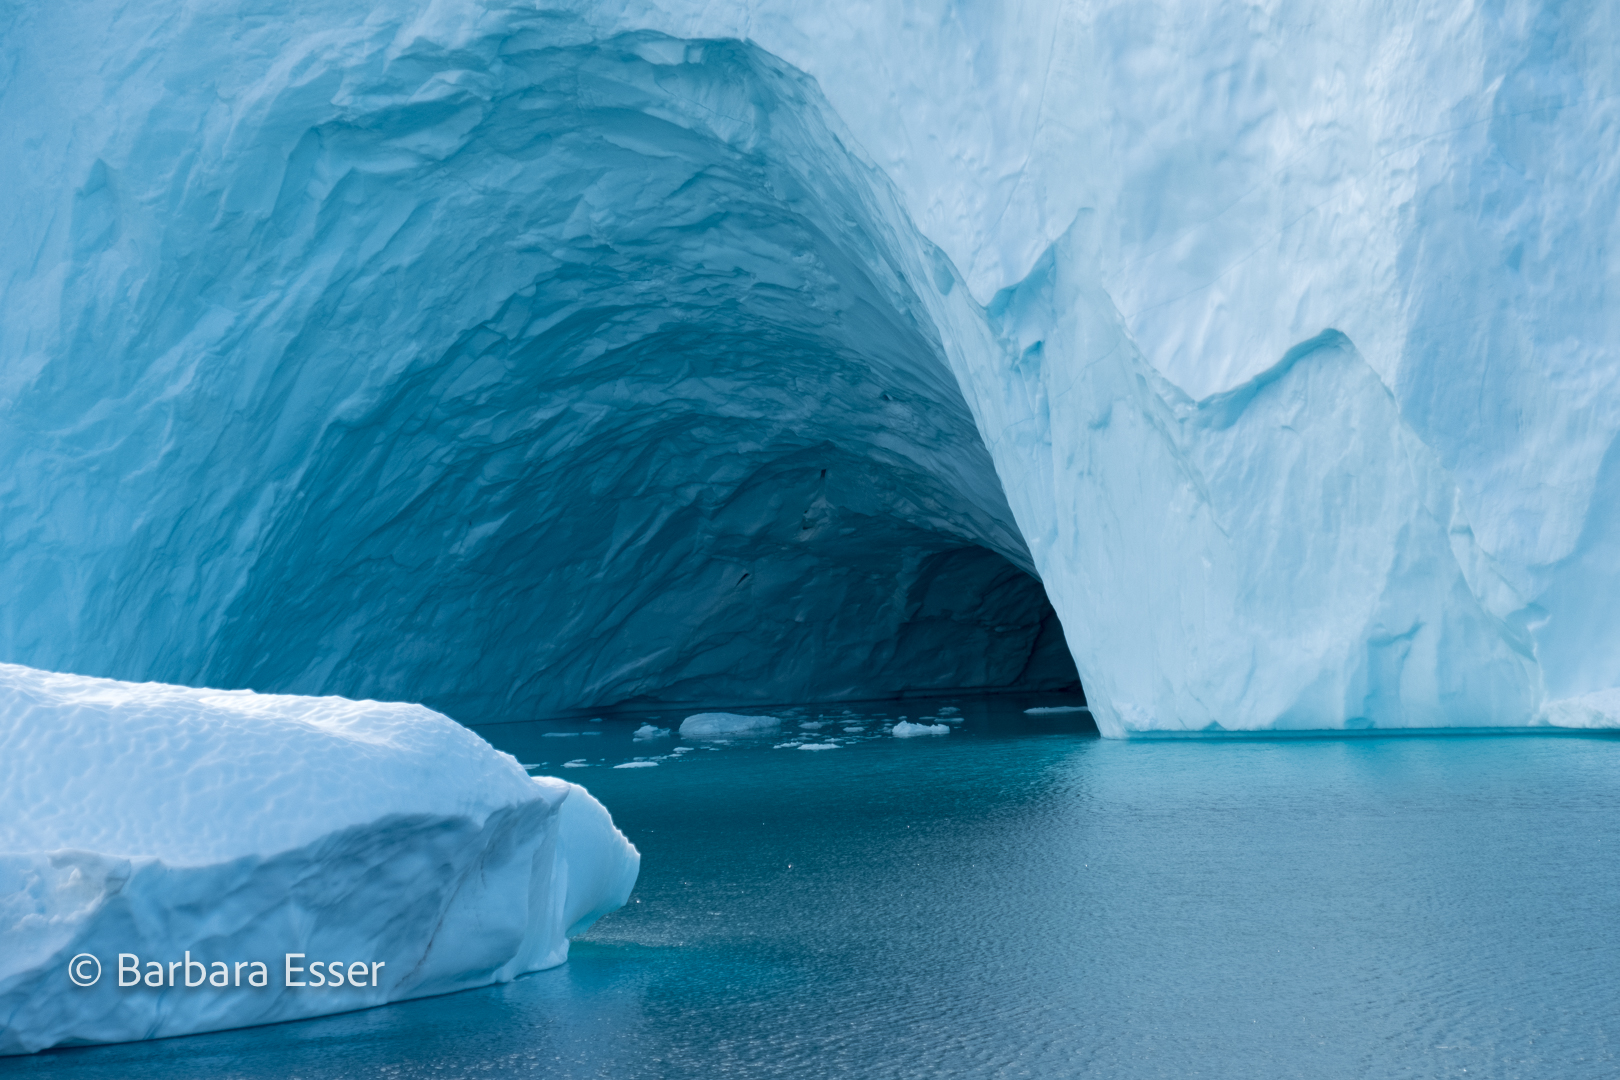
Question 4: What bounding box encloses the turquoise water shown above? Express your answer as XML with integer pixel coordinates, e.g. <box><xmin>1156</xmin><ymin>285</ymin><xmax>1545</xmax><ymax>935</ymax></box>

<box><xmin>11</xmin><ymin>697</ymin><xmax>1620</xmax><ymax>1078</ymax></box>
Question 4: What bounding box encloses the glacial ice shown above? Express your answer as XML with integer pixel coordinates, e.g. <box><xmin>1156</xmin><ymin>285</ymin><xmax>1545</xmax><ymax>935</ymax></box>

<box><xmin>2</xmin><ymin>0</ymin><xmax>1618</xmax><ymax>740</ymax></box>
<box><xmin>679</xmin><ymin>713</ymin><xmax>782</xmax><ymax>737</ymax></box>
<box><xmin>892</xmin><ymin>722</ymin><xmax>949</xmax><ymax>738</ymax></box>
<box><xmin>0</xmin><ymin>664</ymin><xmax>638</xmax><ymax>1055</ymax></box>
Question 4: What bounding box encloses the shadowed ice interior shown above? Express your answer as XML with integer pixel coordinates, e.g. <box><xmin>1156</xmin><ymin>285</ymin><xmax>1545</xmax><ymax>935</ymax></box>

<box><xmin>5</xmin><ymin>33</ymin><xmax>1080</xmax><ymax>723</ymax></box>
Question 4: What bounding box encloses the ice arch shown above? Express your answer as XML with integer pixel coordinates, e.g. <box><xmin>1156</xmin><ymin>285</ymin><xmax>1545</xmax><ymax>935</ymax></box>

<box><xmin>0</xmin><ymin>30</ymin><xmax>1078</xmax><ymax>724</ymax></box>
<box><xmin>3</xmin><ymin>3</ymin><xmax>1595</xmax><ymax>735</ymax></box>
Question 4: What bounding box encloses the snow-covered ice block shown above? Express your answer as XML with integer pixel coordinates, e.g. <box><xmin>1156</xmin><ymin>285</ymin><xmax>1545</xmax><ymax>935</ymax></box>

<box><xmin>678</xmin><ymin>713</ymin><xmax>782</xmax><ymax>737</ymax></box>
<box><xmin>892</xmin><ymin>722</ymin><xmax>949</xmax><ymax>737</ymax></box>
<box><xmin>0</xmin><ymin>664</ymin><xmax>638</xmax><ymax>1056</ymax></box>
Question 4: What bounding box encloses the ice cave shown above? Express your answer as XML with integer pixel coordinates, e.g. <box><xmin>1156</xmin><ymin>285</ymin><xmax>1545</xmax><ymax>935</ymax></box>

<box><xmin>4</xmin><ymin>0</ymin><xmax>1620</xmax><ymax>1059</ymax></box>
<box><xmin>0</xmin><ymin>26</ymin><xmax>1084</xmax><ymax>730</ymax></box>
<box><xmin>5</xmin><ymin>0</ymin><xmax>1618</xmax><ymax>738</ymax></box>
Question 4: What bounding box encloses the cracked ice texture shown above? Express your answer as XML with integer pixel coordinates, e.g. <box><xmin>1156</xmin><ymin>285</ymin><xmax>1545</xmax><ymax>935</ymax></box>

<box><xmin>0</xmin><ymin>664</ymin><xmax>639</xmax><ymax>1055</ymax></box>
<box><xmin>2</xmin><ymin>0</ymin><xmax>1617</xmax><ymax>734</ymax></box>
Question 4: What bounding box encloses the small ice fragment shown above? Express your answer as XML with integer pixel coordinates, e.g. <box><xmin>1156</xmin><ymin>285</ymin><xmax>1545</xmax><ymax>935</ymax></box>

<box><xmin>543</xmin><ymin>732</ymin><xmax>581</xmax><ymax>738</ymax></box>
<box><xmin>798</xmin><ymin>721</ymin><xmax>825</xmax><ymax>730</ymax></box>
<box><xmin>679</xmin><ymin>712</ymin><xmax>781</xmax><ymax>736</ymax></box>
<box><xmin>1023</xmin><ymin>706</ymin><xmax>1091</xmax><ymax>715</ymax></box>
<box><xmin>938</xmin><ymin>707</ymin><xmax>960</xmax><ymax>715</ymax></box>
<box><xmin>842</xmin><ymin>726</ymin><xmax>865</xmax><ymax>732</ymax></box>
<box><xmin>670</xmin><ymin>746</ymin><xmax>695</xmax><ymax>755</ymax></box>
<box><xmin>614</xmin><ymin>761</ymin><xmax>659</xmax><ymax>769</ymax></box>
<box><xmin>589</xmin><ymin>717</ymin><xmax>603</xmax><ymax>723</ymax></box>
<box><xmin>633</xmin><ymin>724</ymin><xmax>671</xmax><ymax>739</ymax></box>
<box><xmin>562</xmin><ymin>759</ymin><xmax>592</xmax><ymax>768</ymax></box>
<box><xmin>892</xmin><ymin>721</ymin><xmax>949</xmax><ymax>737</ymax></box>
<box><xmin>797</xmin><ymin>742</ymin><xmax>840</xmax><ymax>751</ymax></box>
<box><xmin>774</xmin><ymin>741</ymin><xmax>803</xmax><ymax>749</ymax></box>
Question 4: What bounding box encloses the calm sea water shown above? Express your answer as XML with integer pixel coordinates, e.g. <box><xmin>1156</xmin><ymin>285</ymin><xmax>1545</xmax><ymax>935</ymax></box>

<box><xmin>10</xmin><ymin>696</ymin><xmax>1620</xmax><ymax>1079</ymax></box>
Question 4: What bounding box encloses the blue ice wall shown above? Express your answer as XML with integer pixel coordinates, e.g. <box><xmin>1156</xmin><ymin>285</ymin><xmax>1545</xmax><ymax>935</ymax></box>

<box><xmin>0</xmin><ymin>24</ymin><xmax>1075</xmax><ymax>722</ymax></box>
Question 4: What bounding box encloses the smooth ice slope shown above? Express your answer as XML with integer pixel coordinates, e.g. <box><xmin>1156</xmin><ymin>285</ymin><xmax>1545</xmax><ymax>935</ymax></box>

<box><xmin>3</xmin><ymin>0</ymin><xmax>1618</xmax><ymax>733</ymax></box>
<box><xmin>0</xmin><ymin>664</ymin><xmax>639</xmax><ymax>1055</ymax></box>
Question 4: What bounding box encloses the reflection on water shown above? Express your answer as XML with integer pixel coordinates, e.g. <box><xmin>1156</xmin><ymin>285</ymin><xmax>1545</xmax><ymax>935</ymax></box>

<box><xmin>14</xmin><ymin>697</ymin><xmax>1620</xmax><ymax>1079</ymax></box>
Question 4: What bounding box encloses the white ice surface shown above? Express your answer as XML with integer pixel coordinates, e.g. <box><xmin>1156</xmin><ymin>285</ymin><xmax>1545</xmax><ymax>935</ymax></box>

<box><xmin>892</xmin><ymin>722</ymin><xmax>949</xmax><ymax>738</ymax></box>
<box><xmin>0</xmin><ymin>664</ymin><xmax>638</xmax><ymax>1055</ymax></box>
<box><xmin>1537</xmin><ymin>691</ymin><xmax>1620</xmax><ymax>730</ymax></box>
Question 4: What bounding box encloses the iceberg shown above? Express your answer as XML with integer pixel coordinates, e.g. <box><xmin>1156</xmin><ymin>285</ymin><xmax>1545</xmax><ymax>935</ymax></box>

<box><xmin>678</xmin><ymin>713</ymin><xmax>782</xmax><ymax>737</ymax></box>
<box><xmin>892</xmin><ymin>722</ymin><xmax>949</xmax><ymax>738</ymax></box>
<box><xmin>1</xmin><ymin>0</ymin><xmax>1617</xmax><ymax>744</ymax></box>
<box><xmin>0</xmin><ymin>664</ymin><xmax>638</xmax><ymax>1056</ymax></box>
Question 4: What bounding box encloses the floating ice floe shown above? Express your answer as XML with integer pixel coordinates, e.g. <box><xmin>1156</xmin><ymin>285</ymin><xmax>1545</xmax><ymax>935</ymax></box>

<box><xmin>797</xmin><ymin>742</ymin><xmax>841</xmax><ymax>751</ymax></box>
<box><xmin>678</xmin><ymin>713</ymin><xmax>782</xmax><ymax>737</ymax></box>
<box><xmin>892</xmin><ymin>721</ymin><xmax>950</xmax><ymax>737</ymax></box>
<box><xmin>0</xmin><ymin>664</ymin><xmax>638</xmax><ymax>1056</ymax></box>
<box><xmin>613</xmin><ymin>761</ymin><xmax>659</xmax><ymax>769</ymax></box>
<box><xmin>633</xmin><ymin>724</ymin><xmax>671</xmax><ymax>739</ymax></box>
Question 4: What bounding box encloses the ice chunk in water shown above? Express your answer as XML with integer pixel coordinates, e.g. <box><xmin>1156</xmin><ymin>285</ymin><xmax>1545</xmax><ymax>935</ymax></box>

<box><xmin>679</xmin><ymin>713</ymin><xmax>782</xmax><ymax>737</ymax></box>
<box><xmin>893</xmin><ymin>721</ymin><xmax>950</xmax><ymax>737</ymax></box>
